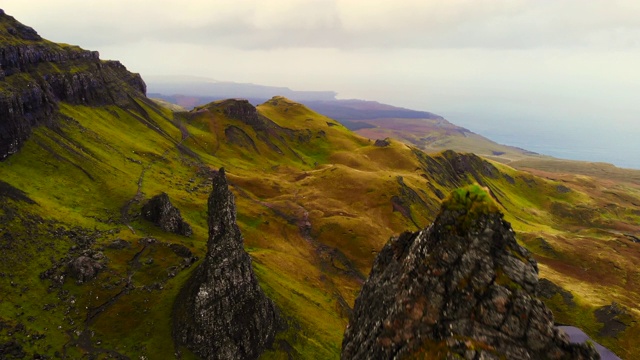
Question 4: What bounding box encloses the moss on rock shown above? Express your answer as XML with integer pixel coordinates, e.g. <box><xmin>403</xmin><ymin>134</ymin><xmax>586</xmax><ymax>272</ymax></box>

<box><xmin>441</xmin><ymin>184</ymin><xmax>499</xmax><ymax>234</ymax></box>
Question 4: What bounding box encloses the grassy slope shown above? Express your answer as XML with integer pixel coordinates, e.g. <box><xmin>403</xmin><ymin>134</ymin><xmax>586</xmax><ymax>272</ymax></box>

<box><xmin>0</xmin><ymin>95</ymin><xmax>639</xmax><ymax>359</ymax></box>
<box><xmin>350</xmin><ymin>117</ymin><xmax>540</xmax><ymax>164</ymax></box>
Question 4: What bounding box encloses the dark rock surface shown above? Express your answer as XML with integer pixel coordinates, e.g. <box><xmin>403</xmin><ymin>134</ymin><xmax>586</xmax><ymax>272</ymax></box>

<box><xmin>0</xmin><ymin>11</ymin><xmax>146</xmax><ymax>160</ymax></box>
<box><xmin>374</xmin><ymin>138</ymin><xmax>391</xmax><ymax>147</ymax></box>
<box><xmin>342</xmin><ymin>188</ymin><xmax>599</xmax><ymax>359</ymax></box>
<box><xmin>537</xmin><ymin>278</ymin><xmax>575</xmax><ymax>307</ymax></box>
<box><xmin>0</xmin><ymin>340</ymin><xmax>26</xmax><ymax>359</ymax></box>
<box><xmin>172</xmin><ymin>168</ymin><xmax>281</xmax><ymax>360</ymax></box>
<box><xmin>141</xmin><ymin>193</ymin><xmax>192</xmax><ymax>236</ymax></box>
<box><xmin>106</xmin><ymin>239</ymin><xmax>131</xmax><ymax>250</ymax></box>
<box><xmin>67</xmin><ymin>250</ymin><xmax>106</xmax><ymax>284</ymax></box>
<box><xmin>594</xmin><ymin>303</ymin><xmax>630</xmax><ymax>338</ymax></box>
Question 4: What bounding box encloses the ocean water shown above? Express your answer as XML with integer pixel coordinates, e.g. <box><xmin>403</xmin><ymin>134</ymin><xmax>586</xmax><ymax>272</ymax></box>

<box><xmin>444</xmin><ymin>112</ymin><xmax>640</xmax><ymax>170</ymax></box>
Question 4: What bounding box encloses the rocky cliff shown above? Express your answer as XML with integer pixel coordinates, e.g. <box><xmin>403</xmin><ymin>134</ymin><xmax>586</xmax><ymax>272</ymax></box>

<box><xmin>172</xmin><ymin>169</ymin><xmax>280</xmax><ymax>359</ymax></box>
<box><xmin>0</xmin><ymin>9</ymin><xmax>146</xmax><ymax>160</ymax></box>
<box><xmin>342</xmin><ymin>185</ymin><xmax>599</xmax><ymax>360</ymax></box>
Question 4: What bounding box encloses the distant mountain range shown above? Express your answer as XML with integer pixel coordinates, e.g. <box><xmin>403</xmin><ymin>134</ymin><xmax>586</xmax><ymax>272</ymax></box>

<box><xmin>146</xmin><ymin>75</ymin><xmax>337</xmax><ymax>102</ymax></box>
<box><xmin>149</xmin><ymin>77</ymin><xmax>640</xmax><ymax>182</ymax></box>
<box><xmin>147</xmin><ymin>77</ymin><xmax>540</xmax><ymax>164</ymax></box>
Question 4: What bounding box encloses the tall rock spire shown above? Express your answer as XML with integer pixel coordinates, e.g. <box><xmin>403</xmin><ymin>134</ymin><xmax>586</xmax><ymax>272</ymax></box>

<box><xmin>173</xmin><ymin>168</ymin><xmax>280</xmax><ymax>360</ymax></box>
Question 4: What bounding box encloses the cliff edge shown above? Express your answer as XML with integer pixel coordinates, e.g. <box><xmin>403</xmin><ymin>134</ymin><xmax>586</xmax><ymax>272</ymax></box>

<box><xmin>0</xmin><ymin>9</ymin><xmax>146</xmax><ymax>160</ymax></box>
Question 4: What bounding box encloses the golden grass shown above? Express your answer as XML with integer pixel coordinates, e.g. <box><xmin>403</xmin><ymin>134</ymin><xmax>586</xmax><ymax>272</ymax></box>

<box><xmin>1</xmin><ymin>95</ymin><xmax>639</xmax><ymax>359</ymax></box>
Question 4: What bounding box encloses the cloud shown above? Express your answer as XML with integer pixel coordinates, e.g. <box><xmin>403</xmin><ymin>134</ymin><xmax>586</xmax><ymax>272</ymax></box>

<box><xmin>4</xmin><ymin>0</ymin><xmax>640</xmax><ymax>50</ymax></box>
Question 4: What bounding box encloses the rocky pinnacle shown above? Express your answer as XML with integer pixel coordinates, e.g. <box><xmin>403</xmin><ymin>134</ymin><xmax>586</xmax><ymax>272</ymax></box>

<box><xmin>172</xmin><ymin>168</ymin><xmax>280</xmax><ymax>360</ymax></box>
<box><xmin>342</xmin><ymin>185</ymin><xmax>599</xmax><ymax>360</ymax></box>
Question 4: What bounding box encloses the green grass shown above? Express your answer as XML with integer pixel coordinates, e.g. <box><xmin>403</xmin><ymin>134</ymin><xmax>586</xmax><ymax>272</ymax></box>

<box><xmin>1</xmin><ymin>91</ymin><xmax>639</xmax><ymax>359</ymax></box>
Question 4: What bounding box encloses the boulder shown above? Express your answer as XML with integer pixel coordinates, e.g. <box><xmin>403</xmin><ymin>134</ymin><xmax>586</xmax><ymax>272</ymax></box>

<box><xmin>67</xmin><ymin>255</ymin><xmax>103</xmax><ymax>284</ymax></box>
<box><xmin>141</xmin><ymin>193</ymin><xmax>192</xmax><ymax>237</ymax></box>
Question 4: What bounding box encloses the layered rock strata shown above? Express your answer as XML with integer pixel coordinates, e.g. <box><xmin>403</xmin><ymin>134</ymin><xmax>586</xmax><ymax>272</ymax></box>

<box><xmin>0</xmin><ymin>10</ymin><xmax>146</xmax><ymax>159</ymax></box>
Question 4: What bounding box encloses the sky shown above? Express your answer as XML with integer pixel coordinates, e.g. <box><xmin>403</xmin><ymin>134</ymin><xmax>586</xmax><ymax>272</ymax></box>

<box><xmin>3</xmin><ymin>0</ymin><xmax>640</xmax><ymax>168</ymax></box>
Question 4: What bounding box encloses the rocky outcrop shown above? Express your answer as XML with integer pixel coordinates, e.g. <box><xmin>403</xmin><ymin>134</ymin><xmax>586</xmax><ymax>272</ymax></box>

<box><xmin>222</xmin><ymin>99</ymin><xmax>262</xmax><ymax>126</ymax></box>
<box><xmin>67</xmin><ymin>250</ymin><xmax>107</xmax><ymax>284</ymax></box>
<box><xmin>141</xmin><ymin>193</ymin><xmax>193</xmax><ymax>237</ymax></box>
<box><xmin>594</xmin><ymin>303</ymin><xmax>630</xmax><ymax>338</ymax></box>
<box><xmin>342</xmin><ymin>185</ymin><xmax>599</xmax><ymax>360</ymax></box>
<box><xmin>0</xmin><ymin>10</ymin><xmax>146</xmax><ymax>160</ymax></box>
<box><xmin>374</xmin><ymin>138</ymin><xmax>391</xmax><ymax>147</ymax></box>
<box><xmin>538</xmin><ymin>278</ymin><xmax>576</xmax><ymax>307</ymax></box>
<box><xmin>173</xmin><ymin>169</ymin><xmax>280</xmax><ymax>359</ymax></box>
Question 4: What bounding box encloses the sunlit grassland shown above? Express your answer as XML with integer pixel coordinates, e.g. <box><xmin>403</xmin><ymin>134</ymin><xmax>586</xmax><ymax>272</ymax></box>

<box><xmin>1</xmin><ymin>94</ymin><xmax>639</xmax><ymax>359</ymax></box>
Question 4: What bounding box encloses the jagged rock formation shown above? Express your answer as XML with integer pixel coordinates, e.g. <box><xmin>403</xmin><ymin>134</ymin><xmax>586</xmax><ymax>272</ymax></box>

<box><xmin>374</xmin><ymin>138</ymin><xmax>391</xmax><ymax>147</ymax></box>
<box><xmin>0</xmin><ymin>9</ymin><xmax>146</xmax><ymax>160</ymax></box>
<box><xmin>342</xmin><ymin>185</ymin><xmax>599</xmax><ymax>360</ymax></box>
<box><xmin>141</xmin><ymin>193</ymin><xmax>193</xmax><ymax>236</ymax></box>
<box><xmin>173</xmin><ymin>169</ymin><xmax>280</xmax><ymax>359</ymax></box>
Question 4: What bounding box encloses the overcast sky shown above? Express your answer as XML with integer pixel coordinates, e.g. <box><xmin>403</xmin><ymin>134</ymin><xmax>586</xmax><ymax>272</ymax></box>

<box><xmin>4</xmin><ymin>1</ymin><xmax>640</xmax><ymax>167</ymax></box>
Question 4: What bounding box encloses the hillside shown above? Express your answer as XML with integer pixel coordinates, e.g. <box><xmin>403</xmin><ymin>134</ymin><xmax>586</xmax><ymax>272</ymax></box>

<box><xmin>151</xmin><ymin>87</ymin><xmax>640</xmax><ymax>180</ymax></box>
<box><xmin>149</xmin><ymin>91</ymin><xmax>543</xmax><ymax>165</ymax></box>
<box><xmin>1</xmin><ymin>11</ymin><xmax>640</xmax><ymax>359</ymax></box>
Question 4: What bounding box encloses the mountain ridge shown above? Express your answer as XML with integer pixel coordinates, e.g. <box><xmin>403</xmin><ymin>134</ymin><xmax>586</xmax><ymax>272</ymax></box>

<box><xmin>0</xmin><ymin>9</ymin><xmax>146</xmax><ymax>160</ymax></box>
<box><xmin>148</xmin><ymin>88</ymin><xmax>542</xmax><ymax>166</ymax></box>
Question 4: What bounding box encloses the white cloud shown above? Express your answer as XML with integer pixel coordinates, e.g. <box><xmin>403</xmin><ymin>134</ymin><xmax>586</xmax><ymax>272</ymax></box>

<box><xmin>4</xmin><ymin>0</ymin><xmax>640</xmax><ymax>50</ymax></box>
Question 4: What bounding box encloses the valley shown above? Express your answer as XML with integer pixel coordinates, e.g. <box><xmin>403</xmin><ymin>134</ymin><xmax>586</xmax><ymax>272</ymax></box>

<box><xmin>1</xmin><ymin>9</ymin><xmax>640</xmax><ymax>359</ymax></box>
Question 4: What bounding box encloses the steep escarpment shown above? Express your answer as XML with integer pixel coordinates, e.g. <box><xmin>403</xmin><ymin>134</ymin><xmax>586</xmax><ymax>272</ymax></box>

<box><xmin>172</xmin><ymin>169</ymin><xmax>280</xmax><ymax>359</ymax></box>
<box><xmin>0</xmin><ymin>9</ymin><xmax>146</xmax><ymax>160</ymax></box>
<box><xmin>342</xmin><ymin>185</ymin><xmax>599</xmax><ymax>359</ymax></box>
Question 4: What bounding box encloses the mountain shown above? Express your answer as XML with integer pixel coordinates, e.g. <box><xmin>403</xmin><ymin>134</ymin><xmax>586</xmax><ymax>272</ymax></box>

<box><xmin>146</xmin><ymin>75</ymin><xmax>337</xmax><ymax>103</ymax></box>
<box><xmin>0</xmin><ymin>9</ymin><xmax>146</xmax><ymax>160</ymax></box>
<box><xmin>147</xmin><ymin>81</ymin><xmax>542</xmax><ymax>165</ymax></box>
<box><xmin>149</xmin><ymin>81</ymin><xmax>640</xmax><ymax>181</ymax></box>
<box><xmin>1</xmin><ymin>11</ymin><xmax>639</xmax><ymax>359</ymax></box>
<box><xmin>299</xmin><ymin>99</ymin><xmax>542</xmax><ymax>164</ymax></box>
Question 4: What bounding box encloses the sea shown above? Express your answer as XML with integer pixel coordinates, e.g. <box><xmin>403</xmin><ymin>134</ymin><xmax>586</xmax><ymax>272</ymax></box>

<box><xmin>444</xmin><ymin>112</ymin><xmax>640</xmax><ymax>170</ymax></box>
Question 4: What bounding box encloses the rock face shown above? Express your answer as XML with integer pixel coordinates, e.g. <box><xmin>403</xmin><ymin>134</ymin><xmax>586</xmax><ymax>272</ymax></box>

<box><xmin>0</xmin><ymin>10</ymin><xmax>146</xmax><ymax>160</ymax></box>
<box><xmin>142</xmin><ymin>193</ymin><xmax>193</xmax><ymax>237</ymax></box>
<box><xmin>173</xmin><ymin>169</ymin><xmax>280</xmax><ymax>359</ymax></box>
<box><xmin>342</xmin><ymin>185</ymin><xmax>599</xmax><ymax>360</ymax></box>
